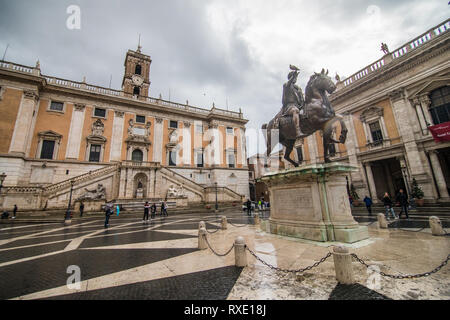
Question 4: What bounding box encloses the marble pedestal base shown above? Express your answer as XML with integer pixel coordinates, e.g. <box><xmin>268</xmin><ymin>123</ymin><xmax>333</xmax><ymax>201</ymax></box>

<box><xmin>259</xmin><ymin>163</ymin><xmax>369</xmax><ymax>244</ymax></box>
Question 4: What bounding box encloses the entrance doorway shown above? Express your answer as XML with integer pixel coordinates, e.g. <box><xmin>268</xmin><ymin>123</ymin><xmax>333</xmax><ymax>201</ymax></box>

<box><xmin>437</xmin><ymin>147</ymin><xmax>450</xmax><ymax>196</ymax></box>
<box><xmin>370</xmin><ymin>158</ymin><xmax>407</xmax><ymax>200</ymax></box>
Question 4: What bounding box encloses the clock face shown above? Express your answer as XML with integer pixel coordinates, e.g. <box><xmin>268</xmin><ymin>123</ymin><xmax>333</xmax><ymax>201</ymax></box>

<box><xmin>132</xmin><ymin>75</ymin><xmax>144</xmax><ymax>86</ymax></box>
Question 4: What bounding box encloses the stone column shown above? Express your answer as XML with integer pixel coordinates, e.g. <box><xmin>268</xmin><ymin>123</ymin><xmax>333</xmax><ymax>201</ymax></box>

<box><xmin>109</xmin><ymin>111</ymin><xmax>125</xmax><ymax>161</ymax></box>
<box><xmin>153</xmin><ymin>118</ymin><xmax>163</xmax><ymax>164</ymax></box>
<box><xmin>182</xmin><ymin>121</ymin><xmax>192</xmax><ymax>166</ymax></box>
<box><xmin>383</xmin><ymin>162</ymin><xmax>395</xmax><ymax>197</ymax></box>
<box><xmin>419</xmin><ymin>94</ymin><xmax>433</xmax><ymax>128</ymax></box>
<box><xmin>390</xmin><ymin>89</ymin><xmax>433</xmax><ymax>200</ymax></box>
<box><xmin>429</xmin><ymin>150</ymin><xmax>450</xmax><ymax>201</ymax></box>
<box><xmin>66</xmin><ymin>104</ymin><xmax>86</xmax><ymax>159</ymax></box>
<box><xmin>364</xmin><ymin>162</ymin><xmax>378</xmax><ymax>203</ymax></box>
<box><xmin>9</xmin><ymin>91</ymin><xmax>39</xmax><ymax>156</ymax></box>
<box><xmin>239</xmin><ymin>128</ymin><xmax>247</xmax><ymax>168</ymax></box>
<box><xmin>411</xmin><ymin>97</ymin><xmax>428</xmax><ymax>135</ymax></box>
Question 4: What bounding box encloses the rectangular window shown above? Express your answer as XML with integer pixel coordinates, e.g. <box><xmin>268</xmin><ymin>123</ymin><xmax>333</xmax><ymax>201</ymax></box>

<box><xmin>94</xmin><ymin>108</ymin><xmax>106</xmax><ymax>118</ymax></box>
<box><xmin>430</xmin><ymin>104</ymin><xmax>450</xmax><ymax>125</ymax></box>
<box><xmin>40</xmin><ymin>140</ymin><xmax>55</xmax><ymax>159</ymax></box>
<box><xmin>89</xmin><ymin>144</ymin><xmax>101</xmax><ymax>162</ymax></box>
<box><xmin>49</xmin><ymin>101</ymin><xmax>64</xmax><ymax>112</ymax></box>
<box><xmin>369</xmin><ymin>121</ymin><xmax>383</xmax><ymax>145</ymax></box>
<box><xmin>195</xmin><ymin>124</ymin><xmax>203</xmax><ymax>134</ymax></box>
<box><xmin>196</xmin><ymin>153</ymin><xmax>204</xmax><ymax>168</ymax></box>
<box><xmin>226</xmin><ymin>127</ymin><xmax>234</xmax><ymax>135</ymax></box>
<box><xmin>228</xmin><ymin>154</ymin><xmax>235</xmax><ymax>168</ymax></box>
<box><xmin>296</xmin><ymin>147</ymin><xmax>304</xmax><ymax>162</ymax></box>
<box><xmin>169</xmin><ymin>151</ymin><xmax>177</xmax><ymax>166</ymax></box>
<box><xmin>170</xmin><ymin>120</ymin><xmax>178</xmax><ymax>129</ymax></box>
<box><xmin>136</xmin><ymin>115</ymin><xmax>146</xmax><ymax>123</ymax></box>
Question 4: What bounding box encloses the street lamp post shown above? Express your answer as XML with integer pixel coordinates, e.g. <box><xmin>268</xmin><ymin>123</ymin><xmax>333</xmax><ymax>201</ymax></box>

<box><xmin>215</xmin><ymin>182</ymin><xmax>218</xmax><ymax>213</ymax></box>
<box><xmin>65</xmin><ymin>180</ymin><xmax>75</xmax><ymax>222</ymax></box>
<box><xmin>0</xmin><ymin>172</ymin><xmax>6</xmax><ymax>210</ymax></box>
<box><xmin>400</xmin><ymin>160</ymin><xmax>414</xmax><ymax>209</ymax></box>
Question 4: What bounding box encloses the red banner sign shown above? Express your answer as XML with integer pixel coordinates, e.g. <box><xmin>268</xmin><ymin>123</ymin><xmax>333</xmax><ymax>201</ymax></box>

<box><xmin>429</xmin><ymin>121</ymin><xmax>450</xmax><ymax>142</ymax></box>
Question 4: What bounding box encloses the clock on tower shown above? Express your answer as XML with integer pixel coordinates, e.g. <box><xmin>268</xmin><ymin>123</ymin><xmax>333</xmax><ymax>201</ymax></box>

<box><xmin>122</xmin><ymin>45</ymin><xmax>152</xmax><ymax>97</ymax></box>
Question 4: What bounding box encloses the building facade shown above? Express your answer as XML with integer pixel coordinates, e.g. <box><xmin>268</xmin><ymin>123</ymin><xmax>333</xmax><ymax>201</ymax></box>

<box><xmin>280</xmin><ymin>19</ymin><xmax>450</xmax><ymax>204</ymax></box>
<box><xmin>0</xmin><ymin>46</ymin><xmax>250</xmax><ymax>210</ymax></box>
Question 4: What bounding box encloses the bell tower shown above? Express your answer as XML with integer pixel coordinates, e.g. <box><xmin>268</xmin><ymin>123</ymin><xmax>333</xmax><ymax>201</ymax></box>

<box><xmin>122</xmin><ymin>42</ymin><xmax>152</xmax><ymax>97</ymax></box>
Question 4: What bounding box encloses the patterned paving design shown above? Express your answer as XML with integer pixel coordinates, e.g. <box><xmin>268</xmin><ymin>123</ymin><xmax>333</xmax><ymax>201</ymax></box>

<box><xmin>45</xmin><ymin>266</ymin><xmax>243</xmax><ymax>300</ymax></box>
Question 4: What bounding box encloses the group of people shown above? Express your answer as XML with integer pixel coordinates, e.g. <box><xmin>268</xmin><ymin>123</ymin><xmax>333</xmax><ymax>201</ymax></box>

<box><xmin>142</xmin><ymin>201</ymin><xmax>168</xmax><ymax>224</ymax></box>
<box><xmin>102</xmin><ymin>201</ymin><xmax>168</xmax><ymax>228</ymax></box>
<box><xmin>245</xmin><ymin>198</ymin><xmax>270</xmax><ymax>216</ymax></box>
<box><xmin>1</xmin><ymin>204</ymin><xmax>18</xmax><ymax>219</ymax></box>
<box><xmin>362</xmin><ymin>189</ymin><xmax>410</xmax><ymax>220</ymax></box>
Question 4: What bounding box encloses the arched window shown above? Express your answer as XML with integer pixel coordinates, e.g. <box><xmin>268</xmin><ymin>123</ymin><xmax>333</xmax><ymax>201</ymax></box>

<box><xmin>132</xmin><ymin>149</ymin><xmax>143</xmax><ymax>162</ymax></box>
<box><xmin>429</xmin><ymin>86</ymin><xmax>450</xmax><ymax>125</ymax></box>
<box><xmin>133</xmin><ymin>86</ymin><xmax>140</xmax><ymax>96</ymax></box>
<box><xmin>135</xmin><ymin>64</ymin><xmax>142</xmax><ymax>75</ymax></box>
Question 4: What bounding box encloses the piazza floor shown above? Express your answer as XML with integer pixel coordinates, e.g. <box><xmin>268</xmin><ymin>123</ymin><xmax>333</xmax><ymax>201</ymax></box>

<box><xmin>0</xmin><ymin>210</ymin><xmax>449</xmax><ymax>300</ymax></box>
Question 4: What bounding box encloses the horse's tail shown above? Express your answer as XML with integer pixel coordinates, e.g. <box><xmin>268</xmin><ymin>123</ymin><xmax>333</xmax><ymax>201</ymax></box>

<box><xmin>262</xmin><ymin>123</ymin><xmax>272</xmax><ymax>157</ymax></box>
<box><xmin>262</xmin><ymin>123</ymin><xmax>267</xmax><ymax>130</ymax></box>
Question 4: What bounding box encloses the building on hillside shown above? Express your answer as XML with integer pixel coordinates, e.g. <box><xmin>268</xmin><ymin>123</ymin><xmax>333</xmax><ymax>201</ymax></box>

<box><xmin>279</xmin><ymin>19</ymin><xmax>450</xmax><ymax>204</ymax></box>
<box><xmin>0</xmin><ymin>46</ymin><xmax>250</xmax><ymax>211</ymax></box>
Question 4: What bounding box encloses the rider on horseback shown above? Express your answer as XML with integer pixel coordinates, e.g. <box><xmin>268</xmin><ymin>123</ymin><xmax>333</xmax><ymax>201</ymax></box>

<box><xmin>281</xmin><ymin>65</ymin><xmax>307</xmax><ymax>139</ymax></box>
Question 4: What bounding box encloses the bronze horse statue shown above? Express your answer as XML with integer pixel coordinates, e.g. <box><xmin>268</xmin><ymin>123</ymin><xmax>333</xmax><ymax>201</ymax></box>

<box><xmin>262</xmin><ymin>69</ymin><xmax>348</xmax><ymax>166</ymax></box>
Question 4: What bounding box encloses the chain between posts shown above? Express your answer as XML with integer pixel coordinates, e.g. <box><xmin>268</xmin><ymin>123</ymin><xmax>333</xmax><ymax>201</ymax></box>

<box><xmin>245</xmin><ymin>245</ymin><xmax>332</xmax><ymax>273</ymax></box>
<box><xmin>202</xmin><ymin>234</ymin><xmax>235</xmax><ymax>257</ymax></box>
<box><xmin>351</xmin><ymin>253</ymin><xmax>450</xmax><ymax>279</ymax></box>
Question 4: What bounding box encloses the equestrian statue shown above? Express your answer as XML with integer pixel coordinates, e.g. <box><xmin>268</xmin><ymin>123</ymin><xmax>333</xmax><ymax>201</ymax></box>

<box><xmin>262</xmin><ymin>66</ymin><xmax>348</xmax><ymax>166</ymax></box>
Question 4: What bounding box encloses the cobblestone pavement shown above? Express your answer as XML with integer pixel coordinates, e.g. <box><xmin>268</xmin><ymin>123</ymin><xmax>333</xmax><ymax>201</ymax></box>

<box><xmin>0</xmin><ymin>211</ymin><xmax>448</xmax><ymax>300</ymax></box>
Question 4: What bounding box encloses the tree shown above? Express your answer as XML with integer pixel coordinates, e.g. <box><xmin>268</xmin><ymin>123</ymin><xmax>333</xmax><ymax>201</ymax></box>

<box><xmin>411</xmin><ymin>178</ymin><xmax>424</xmax><ymax>199</ymax></box>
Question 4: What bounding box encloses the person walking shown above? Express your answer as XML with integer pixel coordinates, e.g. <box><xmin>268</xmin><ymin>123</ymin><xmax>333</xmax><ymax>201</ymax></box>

<box><xmin>396</xmin><ymin>189</ymin><xmax>410</xmax><ymax>219</ymax></box>
<box><xmin>161</xmin><ymin>201</ymin><xmax>168</xmax><ymax>217</ymax></box>
<box><xmin>382</xmin><ymin>192</ymin><xmax>397</xmax><ymax>220</ymax></box>
<box><xmin>143</xmin><ymin>201</ymin><xmax>150</xmax><ymax>224</ymax></box>
<box><xmin>150</xmin><ymin>202</ymin><xmax>156</xmax><ymax>219</ymax></box>
<box><xmin>12</xmin><ymin>204</ymin><xmax>17</xmax><ymax>219</ymax></box>
<box><xmin>246</xmin><ymin>199</ymin><xmax>252</xmax><ymax>216</ymax></box>
<box><xmin>363</xmin><ymin>196</ymin><xmax>373</xmax><ymax>216</ymax></box>
<box><xmin>104</xmin><ymin>203</ymin><xmax>112</xmax><ymax>228</ymax></box>
<box><xmin>79</xmin><ymin>202</ymin><xmax>84</xmax><ymax>218</ymax></box>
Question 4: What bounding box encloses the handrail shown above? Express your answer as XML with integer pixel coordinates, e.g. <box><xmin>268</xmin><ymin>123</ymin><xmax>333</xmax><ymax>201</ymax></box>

<box><xmin>43</xmin><ymin>163</ymin><xmax>119</xmax><ymax>193</ymax></box>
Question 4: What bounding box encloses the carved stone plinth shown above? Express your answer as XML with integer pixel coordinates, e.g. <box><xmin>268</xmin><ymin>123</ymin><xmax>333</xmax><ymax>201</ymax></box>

<box><xmin>259</xmin><ymin>163</ymin><xmax>369</xmax><ymax>243</ymax></box>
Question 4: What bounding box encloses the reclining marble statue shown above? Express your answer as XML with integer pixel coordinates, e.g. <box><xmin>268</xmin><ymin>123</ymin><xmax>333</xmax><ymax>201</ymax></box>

<box><xmin>77</xmin><ymin>184</ymin><xmax>106</xmax><ymax>201</ymax></box>
<box><xmin>259</xmin><ymin>66</ymin><xmax>368</xmax><ymax>244</ymax></box>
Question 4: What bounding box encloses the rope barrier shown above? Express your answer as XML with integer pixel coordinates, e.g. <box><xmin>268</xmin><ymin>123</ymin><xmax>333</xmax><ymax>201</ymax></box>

<box><xmin>228</xmin><ymin>220</ymin><xmax>249</xmax><ymax>228</ymax></box>
<box><xmin>351</xmin><ymin>253</ymin><xmax>449</xmax><ymax>279</ymax></box>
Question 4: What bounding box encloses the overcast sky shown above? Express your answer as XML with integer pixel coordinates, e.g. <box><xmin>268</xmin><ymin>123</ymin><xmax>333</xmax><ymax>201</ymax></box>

<box><xmin>0</xmin><ymin>0</ymin><xmax>448</xmax><ymax>157</ymax></box>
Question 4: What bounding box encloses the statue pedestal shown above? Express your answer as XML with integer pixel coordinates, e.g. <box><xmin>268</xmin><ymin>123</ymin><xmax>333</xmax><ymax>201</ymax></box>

<box><xmin>74</xmin><ymin>199</ymin><xmax>105</xmax><ymax>213</ymax></box>
<box><xmin>167</xmin><ymin>196</ymin><xmax>188</xmax><ymax>208</ymax></box>
<box><xmin>259</xmin><ymin>163</ymin><xmax>369</xmax><ymax>244</ymax></box>
<box><xmin>136</xmin><ymin>188</ymin><xmax>144</xmax><ymax>198</ymax></box>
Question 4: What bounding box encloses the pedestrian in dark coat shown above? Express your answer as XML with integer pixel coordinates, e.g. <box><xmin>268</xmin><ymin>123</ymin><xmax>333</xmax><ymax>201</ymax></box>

<box><xmin>143</xmin><ymin>201</ymin><xmax>150</xmax><ymax>223</ymax></box>
<box><xmin>382</xmin><ymin>192</ymin><xmax>397</xmax><ymax>220</ymax></box>
<box><xmin>104</xmin><ymin>203</ymin><xmax>112</xmax><ymax>228</ymax></box>
<box><xmin>246</xmin><ymin>199</ymin><xmax>252</xmax><ymax>216</ymax></box>
<box><xmin>79</xmin><ymin>202</ymin><xmax>84</xmax><ymax>217</ymax></box>
<box><xmin>150</xmin><ymin>203</ymin><xmax>156</xmax><ymax>219</ymax></box>
<box><xmin>13</xmin><ymin>204</ymin><xmax>17</xmax><ymax>219</ymax></box>
<box><xmin>396</xmin><ymin>189</ymin><xmax>409</xmax><ymax>219</ymax></box>
<box><xmin>363</xmin><ymin>196</ymin><xmax>373</xmax><ymax>216</ymax></box>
